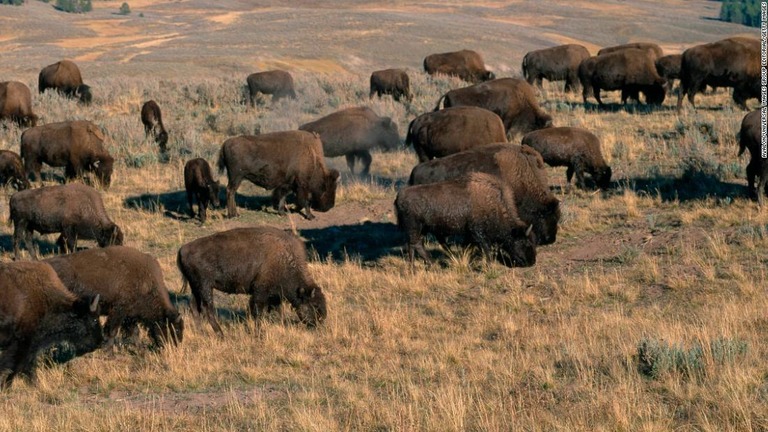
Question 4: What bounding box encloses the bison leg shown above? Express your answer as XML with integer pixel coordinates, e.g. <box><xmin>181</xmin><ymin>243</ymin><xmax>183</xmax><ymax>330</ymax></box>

<box><xmin>248</xmin><ymin>295</ymin><xmax>269</xmax><ymax>323</ymax></box>
<box><xmin>198</xmin><ymin>194</ymin><xmax>208</xmax><ymax>223</ymax></box>
<box><xmin>0</xmin><ymin>340</ymin><xmax>26</xmax><ymax>388</ymax></box>
<box><xmin>58</xmin><ymin>227</ymin><xmax>78</xmax><ymax>254</ymax></box>
<box><xmin>190</xmin><ymin>282</ymin><xmax>223</xmax><ymax>336</ymax></box>
<box><xmin>25</xmin><ymin>160</ymin><xmax>43</xmax><ymax>187</ymax></box>
<box><xmin>358</xmin><ymin>151</ymin><xmax>372</xmax><ymax>177</ymax></box>
<box><xmin>271</xmin><ymin>184</ymin><xmax>293</xmax><ymax>216</ymax></box>
<box><xmin>102</xmin><ymin>314</ymin><xmax>125</xmax><ymax>350</ymax></box>
<box><xmin>293</xmin><ymin>182</ymin><xmax>315</xmax><ymax>220</ymax></box>
<box><xmin>187</xmin><ymin>189</ymin><xmax>197</xmax><ymax>218</ymax></box>
<box><xmin>344</xmin><ymin>153</ymin><xmax>358</xmax><ymax>175</ymax></box>
<box><xmin>747</xmin><ymin>161</ymin><xmax>758</xmax><ymax>198</ymax></box>
<box><xmin>758</xmin><ymin>171</ymin><xmax>768</xmax><ymax>207</ymax></box>
<box><xmin>593</xmin><ymin>86</ymin><xmax>604</xmax><ymax>106</ymax></box>
<box><xmin>225</xmin><ymin>177</ymin><xmax>242</xmax><ymax>218</ymax></box>
<box><xmin>732</xmin><ymin>87</ymin><xmax>750</xmax><ymax>111</ymax></box>
<box><xmin>13</xmin><ymin>223</ymin><xmax>36</xmax><ymax>261</ymax></box>
<box><xmin>566</xmin><ymin>166</ymin><xmax>575</xmax><ymax>184</ymax></box>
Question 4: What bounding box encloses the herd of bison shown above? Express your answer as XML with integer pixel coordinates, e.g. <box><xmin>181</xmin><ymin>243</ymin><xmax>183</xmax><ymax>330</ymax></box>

<box><xmin>0</xmin><ymin>35</ymin><xmax>765</xmax><ymax>388</ymax></box>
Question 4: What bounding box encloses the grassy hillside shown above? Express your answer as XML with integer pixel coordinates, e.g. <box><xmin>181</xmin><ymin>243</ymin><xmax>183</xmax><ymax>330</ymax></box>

<box><xmin>0</xmin><ymin>1</ymin><xmax>766</xmax><ymax>431</ymax></box>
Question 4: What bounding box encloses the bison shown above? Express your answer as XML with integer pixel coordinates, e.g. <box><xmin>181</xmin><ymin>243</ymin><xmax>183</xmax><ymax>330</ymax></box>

<box><xmin>598</xmin><ymin>42</ymin><xmax>664</xmax><ymax>60</ymax></box>
<box><xmin>298</xmin><ymin>106</ymin><xmax>400</xmax><ymax>176</ymax></box>
<box><xmin>184</xmin><ymin>158</ymin><xmax>220</xmax><ymax>223</ymax></box>
<box><xmin>435</xmin><ymin>78</ymin><xmax>553</xmax><ymax>137</ymax></box>
<box><xmin>395</xmin><ymin>171</ymin><xmax>536</xmax><ymax>267</ymax></box>
<box><xmin>655</xmin><ymin>54</ymin><xmax>682</xmax><ymax>95</ymax></box>
<box><xmin>577</xmin><ymin>56</ymin><xmax>599</xmax><ymax>103</ymax></box>
<box><xmin>140</xmin><ymin>100</ymin><xmax>169</xmax><ymax>153</ymax></box>
<box><xmin>0</xmin><ymin>261</ymin><xmax>102</xmax><ymax>388</ymax></box>
<box><xmin>521</xmin><ymin>127</ymin><xmax>612</xmax><ymax>189</ymax></box>
<box><xmin>217</xmin><ymin>130</ymin><xmax>339</xmax><ymax>219</ymax></box>
<box><xmin>370</xmin><ymin>68</ymin><xmax>411</xmax><ymax>101</ymax></box>
<box><xmin>246</xmin><ymin>70</ymin><xmax>297</xmax><ymax>105</ymax></box>
<box><xmin>408</xmin><ymin>143</ymin><xmax>560</xmax><ymax>245</ymax></box>
<box><xmin>45</xmin><ymin>246</ymin><xmax>184</xmax><ymax>349</ymax></box>
<box><xmin>677</xmin><ymin>37</ymin><xmax>759</xmax><ymax>111</ymax></box>
<box><xmin>522</xmin><ymin>44</ymin><xmax>591</xmax><ymax>92</ymax></box>
<box><xmin>738</xmin><ymin>109</ymin><xmax>767</xmax><ymax>204</ymax></box>
<box><xmin>10</xmin><ymin>183</ymin><xmax>124</xmax><ymax>260</ymax></box>
<box><xmin>584</xmin><ymin>48</ymin><xmax>666</xmax><ymax>106</ymax></box>
<box><xmin>0</xmin><ymin>81</ymin><xmax>38</xmax><ymax>127</ymax></box>
<box><xmin>0</xmin><ymin>150</ymin><xmax>30</xmax><ymax>190</ymax></box>
<box><xmin>177</xmin><ymin>226</ymin><xmax>328</xmax><ymax>335</ymax></box>
<box><xmin>38</xmin><ymin>60</ymin><xmax>92</xmax><ymax>104</ymax></box>
<box><xmin>405</xmin><ymin>106</ymin><xmax>507</xmax><ymax>162</ymax></box>
<box><xmin>423</xmin><ymin>49</ymin><xmax>495</xmax><ymax>83</ymax></box>
<box><xmin>21</xmin><ymin>120</ymin><xmax>114</xmax><ymax>189</ymax></box>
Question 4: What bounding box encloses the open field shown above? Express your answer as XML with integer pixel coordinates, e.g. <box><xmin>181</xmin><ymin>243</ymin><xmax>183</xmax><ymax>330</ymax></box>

<box><xmin>0</xmin><ymin>1</ymin><xmax>767</xmax><ymax>431</ymax></box>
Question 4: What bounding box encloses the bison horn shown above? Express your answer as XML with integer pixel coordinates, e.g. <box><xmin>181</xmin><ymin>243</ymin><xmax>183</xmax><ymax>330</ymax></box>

<box><xmin>90</xmin><ymin>294</ymin><xmax>100</xmax><ymax>313</ymax></box>
<box><xmin>93</xmin><ymin>160</ymin><xmax>100</xmax><ymax>168</ymax></box>
<box><xmin>174</xmin><ymin>314</ymin><xmax>183</xmax><ymax>324</ymax></box>
<box><xmin>526</xmin><ymin>225</ymin><xmax>533</xmax><ymax>237</ymax></box>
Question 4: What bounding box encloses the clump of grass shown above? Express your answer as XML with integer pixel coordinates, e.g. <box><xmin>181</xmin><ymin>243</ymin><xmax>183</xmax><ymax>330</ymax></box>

<box><xmin>636</xmin><ymin>337</ymin><xmax>748</xmax><ymax>380</ymax></box>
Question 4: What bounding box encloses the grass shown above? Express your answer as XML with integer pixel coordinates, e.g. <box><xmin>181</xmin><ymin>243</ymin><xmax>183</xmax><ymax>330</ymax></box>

<box><xmin>1</xmin><ymin>1</ymin><xmax>767</xmax><ymax>430</ymax></box>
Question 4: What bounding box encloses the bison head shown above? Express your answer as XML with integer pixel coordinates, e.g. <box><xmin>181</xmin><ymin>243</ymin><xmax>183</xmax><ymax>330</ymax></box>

<box><xmin>93</xmin><ymin>156</ymin><xmax>114</xmax><ymax>189</ymax></box>
<box><xmin>482</xmin><ymin>71</ymin><xmax>496</xmax><ymax>82</ymax></box>
<box><xmin>75</xmin><ymin>84</ymin><xmax>92</xmax><ymax>105</ymax></box>
<box><xmin>98</xmin><ymin>224</ymin><xmax>124</xmax><ymax>248</ymax></box>
<box><xmin>69</xmin><ymin>294</ymin><xmax>104</xmax><ymax>354</ymax></box>
<box><xmin>207</xmin><ymin>178</ymin><xmax>221</xmax><ymax>208</ymax></box>
<box><xmin>295</xmin><ymin>283</ymin><xmax>327</xmax><ymax>327</ymax></box>
<box><xmin>500</xmin><ymin>225</ymin><xmax>537</xmax><ymax>267</ymax></box>
<box><xmin>534</xmin><ymin>200</ymin><xmax>561</xmax><ymax>246</ymax></box>
<box><xmin>156</xmin><ymin>130</ymin><xmax>169</xmax><ymax>152</ymax></box>
<box><xmin>310</xmin><ymin>169</ymin><xmax>340</xmax><ymax>212</ymax></box>
<box><xmin>148</xmin><ymin>313</ymin><xmax>185</xmax><ymax>348</ymax></box>
<box><xmin>377</xmin><ymin>117</ymin><xmax>402</xmax><ymax>151</ymax></box>
<box><xmin>594</xmin><ymin>166</ymin><xmax>612</xmax><ymax>189</ymax></box>
<box><xmin>642</xmin><ymin>84</ymin><xmax>666</xmax><ymax>105</ymax></box>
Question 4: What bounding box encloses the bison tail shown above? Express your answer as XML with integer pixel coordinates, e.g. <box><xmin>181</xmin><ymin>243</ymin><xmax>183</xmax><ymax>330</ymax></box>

<box><xmin>404</xmin><ymin>118</ymin><xmax>417</xmax><ymax>148</ymax></box>
<box><xmin>216</xmin><ymin>147</ymin><xmax>226</xmax><ymax>175</ymax></box>
<box><xmin>521</xmin><ymin>54</ymin><xmax>529</xmax><ymax>80</ymax></box>
<box><xmin>433</xmin><ymin>94</ymin><xmax>447</xmax><ymax>112</ymax></box>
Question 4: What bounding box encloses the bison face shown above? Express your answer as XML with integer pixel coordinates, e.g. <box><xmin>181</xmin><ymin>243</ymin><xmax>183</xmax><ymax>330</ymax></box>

<box><xmin>99</xmin><ymin>224</ymin><xmax>124</xmax><ymax>247</ymax></box>
<box><xmin>311</xmin><ymin>169</ymin><xmax>340</xmax><ymax>212</ymax></box>
<box><xmin>156</xmin><ymin>131</ymin><xmax>169</xmax><ymax>150</ymax></box>
<box><xmin>594</xmin><ymin>166</ymin><xmax>612</xmax><ymax>189</ymax></box>
<box><xmin>295</xmin><ymin>284</ymin><xmax>327</xmax><ymax>327</ymax></box>
<box><xmin>207</xmin><ymin>180</ymin><xmax>221</xmax><ymax>208</ymax></box>
<box><xmin>75</xmin><ymin>84</ymin><xmax>92</xmax><ymax>105</ymax></box>
<box><xmin>501</xmin><ymin>225</ymin><xmax>537</xmax><ymax>267</ymax></box>
<box><xmin>148</xmin><ymin>313</ymin><xmax>184</xmax><ymax>348</ymax></box>
<box><xmin>535</xmin><ymin>201</ymin><xmax>561</xmax><ymax>246</ymax></box>
<box><xmin>378</xmin><ymin>118</ymin><xmax>402</xmax><ymax>151</ymax></box>
<box><xmin>642</xmin><ymin>84</ymin><xmax>666</xmax><ymax>105</ymax></box>
<box><xmin>94</xmin><ymin>157</ymin><xmax>114</xmax><ymax>189</ymax></box>
<box><xmin>69</xmin><ymin>294</ymin><xmax>104</xmax><ymax>354</ymax></box>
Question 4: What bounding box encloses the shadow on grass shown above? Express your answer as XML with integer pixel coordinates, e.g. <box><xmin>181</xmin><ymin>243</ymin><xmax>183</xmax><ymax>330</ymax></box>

<box><xmin>0</xmin><ymin>233</ymin><xmax>59</xmax><ymax>257</ymax></box>
<box><xmin>300</xmin><ymin>221</ymin><xmax>404</xmax><ymax>263</ymax></box>
<box><xmin>620</xmin><ymin>172</ymin><xmax>748</xmax><ymax>202</ymax></box>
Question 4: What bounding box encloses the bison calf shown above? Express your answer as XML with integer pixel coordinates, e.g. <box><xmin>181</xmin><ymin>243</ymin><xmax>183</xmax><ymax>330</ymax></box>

<box><xmin>370</xmin><ymin>68</ymin><xmax>411</xmax><ymax>101</ymax></box>
<box><xmin>184</xmin><ymin>158</ymin><xmax>220</xmax><ymax>223</ymax></box>
<box><xmin>0</xmin><ymin>261</ymin><xmax>102</xmax><ymax>388</ymax></box>
<box><xmin>0</xmin><ymin>150</ymin><xmax>30</xmax><ymax>190</ymax></box>
<box><xmin>218</xmin><ymin>130</ymin><xmax>339</xmax><ymax>220</ymax></box>
<box><xmin>141</xmin><ymin>100</ymin><xmax>169</xmax><ymax>154</ymax></box>
<box><xmin>521</xmin><ymin>127</ymin><xmax>612</xmax><ymax>189</ymax></box>
<box><xmin>395</xmin><ymin>172</ymin><xmax>537</xmax><ymax>267</ymax></box>
<box><xmin>738</xmin><ymin>110</ymin><xmax>767</xmax><ymax>204</ymax></box>
<box><xmin>10</xmin><ymin>183</ymin><xmax>124</xmax><ymax>260</ymax></box>
<box><xmin>177</xmin><ymin>227</ymin><xmax>328</xmax><ymax>335</ymax></box>
<box><xmin>45</xmin><ymin>246</ymin><xmax>184</xmax><ymax>349</ymax></box>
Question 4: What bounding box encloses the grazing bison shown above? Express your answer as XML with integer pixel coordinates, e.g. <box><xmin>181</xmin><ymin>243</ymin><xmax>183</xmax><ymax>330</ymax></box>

<box><xmin>522</xmin><ymin>44</ymin><xmax>591</xmax><ymax>92</ymax></box>
<box><xmin>655</xmin><ymin>54</ymin><xmax>682</xmax><ymax>95</ymax></box>
<box><xmin>45</xmin><ymin>246</ymin><xmax>184</xmax><ymax>349</ymax></box>
<box><xmin>246</xmin><ymin>70</ymin><xmax>297</xmax><ymax>105</ymax></box>
<box><xmin>435</xmin><ymin>78</ymin><xmax>553</xmax><ymax>137</ymax></box>
<box><xmin>395</xmin><ymin>171</ymin><xmax>536</xmax><ymax>266</ymax></box>
<box><xmin>577</xmin><ymin>56</ymin><xmax>599</xmax><ymax>103</ymax></box>
<box><xmin>408</xmin><ymin>143</ymin><xmax>560</xmax><ymax>245</ymax></box>
<box><xmin>0</xmin><ymin>81</ymin><xmax>38</xmax><ymax>127</ymax></box>
<box><xmin>598</xmin><ymin>42</ymin><xmax>664</xmax><ymax>60</ymax></box>
<box><xmin>21</xmin><ymin>120</ymin><xmax>114</xmax><ymax>189</ymax></box>
<box><xmin>0</xmin><ymin>261</ymin><xmax>102</xmax><ymax>388</ymax></box>
<box><xmin>177</xmin><ymin>227</ymin><xmax>328</xmax><ymax>335</ymax></box>
<box><xmin>370</xmin><ymin>68</ymin><xmax>411</xmax><ymax>101</ymax></box>
<box><xmin>10</xmin><ymin>183</ymin><xmax>124</xmax><ymax>260</ymax></box>
<box><xmin>521</xmin><ymin>127</ymin><xmax>612</xmax><ymax>189</ymax></box>
<box><xmin>677</xmin><ymin>37</ymin><xmax>760</xmax><ymax>111</ymax></box>
<box><xmin>0</xmin><ymin>150</ymin><xmax>30</xmax><ymax>190</ymax></box>
<box><xmin>738</xmin><ymin>110</ymin><xmax>767</xmax><ymax>204</ymax></box>
<box><xmin>184</xmin><ymin>158</ymin><xmax>220</xmax><ymax>223</ymax></box>
<box><xmin>140</xmin><ymin>100</ymin><xmax>169</xmax><ymax>153</ymax></box>
<box><xmin>585</xmin><ymin>48</ymin><xmax>666</xmax><ymax>106</ymax></box>
<box><xmin>406</xmin><ymin>106</ymin><xmax>507</xmax><ymax>162</ymax></box>
<box><xmin>38</xmin><ymin>60</ymin><xmax>92</xmax><ymax>104</ymax></box>
<box><xmin>423</xmin><ymin>49</ymin><xmax>495</xmax><ymax>83</ymax></box>
<box><xmin>217</xmin><ymin>130</ymin><xmax>339</xmax><ymax>219</ymax></box>
<box><xmin>298</xmin><ymin>106</ymin><xmax>400</xmax><ymax>176</ymax></box>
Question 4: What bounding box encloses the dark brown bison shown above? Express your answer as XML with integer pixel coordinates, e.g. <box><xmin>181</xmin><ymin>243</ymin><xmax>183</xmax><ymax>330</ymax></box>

<box><xmin>423</xmin><ymin>49</ymin><xmax>495</xmax><ymax>83</ymax></box>
<box><xmin>298</xmin><ymin>106</ymin><xmax>401</xmax><ymax>176</ymax></box>
<box><xmin>370</xmin><ymin>68</ymin><xmax>411</xmax><ymax>101</ymax></box>
<box><xmin>177</xmin><ymin>227</ymin><xmax>327</xmax><ymax>335</ymax></box>
<box><xmin>0</xmin><ymin>261</ymin><xmax>102</xmax><ymax>388</ymax></box>
<box><xmin>246</xmin><ymin>70</ymin><xmax>297</xmax><ymax>105</ymax></box>
<box><xmin>217</xmin><ymin>130</ymin><xmax>339</xmax><ymax>219</ymax></box>
<box><xmin>184</xmin><ymin>158</ymin><xmax>220</xmax><ymax>223</ymax></box>
<box><xmin>435</xmin><ymin>78</ymin><xmax>553</xmax><ymax>137</ymax></box>
<box><xmin>738</xmin><ymin>110</ymin><xmax>767</xmax><ymax>204</ymax></box>
<box><xmin>677</xmin><ymin>37</ymin><xmax>760</xmax><ymax>111</ymax></box>
<box><xmin>585</xmin><ymin>48</ymin><xmax>666</xmax><ymax>106</ymax></box>
<box><xmin>45</xmin><ymin>246</ymin><xmax>184</xmax><ymax>349</ymax></box>
<box><xmin>395</xmin><ymin>171</ymin><xmax>536</xmax><ymax>266</ymax></box>
<box><xmin>10</xmin><ymin>183</ymin><xmax>124</xmax><ymax>260</ymax></box>
<box><xmin>598</xmin><ymin>42</ymin><xmax>664</xmax><ymax>60</ymax></box>
<box><xmin>405</xmin><ymin>106</ymin><xmax>507</xmax><ymax>162</ymax></box>
<box><xmin>655</xmin><ymin>54</ymin><xmax>682</xmax><ymax>95</ymax></box>
<box><xmin>140</xmin><ymin>100</ymin><xmax>168</xmax><ymax>153</ymax></box>
<box><xmin>0</xmin><ymin>81</ymin><xmax>38</xmax><ymax>127</ymax></box>
<box><xmin>21</xmin><ymin>120</ymin><xmax>114</xmax><ymax>189</ymax></box>
<box><xmin>577</xmin><ymin>56</ymin><xmax>599</xmax><ymax>103</ymax></box>
<box><xmin>408</xmin><ymin>143</ymin><xmax>560</xmax><ymax>245</ymax></box>
<box><xmin>522</xmin><ymin>44</ymin><xmax>591</xmax><ymax>92</ymax></box>
<box><xmin>521</xmin><ymin>127</ymin><xmax>612</xmax><ymax>189</ymax></box>
<box><xmin>38</xmin><ymin>60</ymin><xmax>92</xmax><ymax>104</ymax></box>
<box><xmin>0</xmin><ymin>150</ymin><xmax>30</xmax><ymax>190</ymax></box>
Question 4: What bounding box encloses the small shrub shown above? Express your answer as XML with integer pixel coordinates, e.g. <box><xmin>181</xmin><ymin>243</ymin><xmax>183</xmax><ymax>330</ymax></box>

<box><xmin>55</xmin><ymin>0</ymin><xmax>91</xmax><ymax>13</ymax></box>
<box><xmin>118</xmin><ymin>2</ymin><xmax>130</xmax><ymax>15</ymax></box>
<box><xmin>637</xmin><ymin>337</ymin><xmax>748</xmax><ymax>380</ymax></box>
<box><xmin>1</xmin><ymin>0</ymin><xmax>24</xmax><ymax>5</ymax></box>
